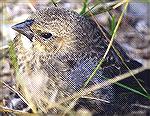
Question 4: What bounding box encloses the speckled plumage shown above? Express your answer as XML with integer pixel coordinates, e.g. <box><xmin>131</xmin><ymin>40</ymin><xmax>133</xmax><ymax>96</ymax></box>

<box><xmin>12</xmin><ymin>7</ymin><xmax>141</xmax><ymax>114</ymax></box>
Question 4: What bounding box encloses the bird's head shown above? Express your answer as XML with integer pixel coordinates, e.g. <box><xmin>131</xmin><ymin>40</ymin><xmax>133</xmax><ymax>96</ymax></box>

<box><xmin>12</xmin><ymin>7</ymin><xmax>90</xmax><ymax>58</ymax></box>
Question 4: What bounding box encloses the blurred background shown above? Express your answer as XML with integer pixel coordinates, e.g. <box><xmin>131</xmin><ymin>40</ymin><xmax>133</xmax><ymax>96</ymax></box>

<box><xmin>0</xmin><ymin>0</ymin><xmax>150</xmax><ymax>115</ymax></box>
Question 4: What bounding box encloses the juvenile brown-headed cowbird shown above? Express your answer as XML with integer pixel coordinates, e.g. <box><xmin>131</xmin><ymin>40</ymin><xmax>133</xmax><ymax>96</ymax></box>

<box><xmin>11</xmin><ymin>7</ymin><xmax>141</xmax><ymax>114</ymax></box>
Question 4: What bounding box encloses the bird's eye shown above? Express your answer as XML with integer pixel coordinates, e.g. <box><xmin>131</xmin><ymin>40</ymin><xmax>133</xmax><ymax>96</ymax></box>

<box><xmin>40</xmin><ymin>32</ymin><xmax>52</xmax><ymax>40</ymax></box>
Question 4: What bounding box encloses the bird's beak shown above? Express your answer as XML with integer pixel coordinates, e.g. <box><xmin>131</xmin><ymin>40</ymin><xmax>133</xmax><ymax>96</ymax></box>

<box><xmin>12</xmin><ymin>19</ymin><xmax>34</xmax><ymax>41</ymax></box>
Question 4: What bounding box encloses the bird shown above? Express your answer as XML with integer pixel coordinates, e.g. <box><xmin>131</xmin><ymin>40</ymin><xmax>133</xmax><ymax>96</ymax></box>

<box><xmin>11</xmin><ymin>7</ymin><xmax>141</xmax><ymax>114</ymax></box>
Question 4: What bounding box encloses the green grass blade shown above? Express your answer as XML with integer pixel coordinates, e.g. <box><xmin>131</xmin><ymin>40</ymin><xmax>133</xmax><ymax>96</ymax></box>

<box><xmin>80</xmin><ymin>0</ymin><xmax>89</xmax><ymax>15</ymax></box>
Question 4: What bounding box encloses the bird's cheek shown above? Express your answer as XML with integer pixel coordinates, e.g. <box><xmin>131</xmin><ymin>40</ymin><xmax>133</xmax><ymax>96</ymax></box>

<box><xmin>51</xmin><ymin>38</ymin><xmax>65</xmax><ymax>54</ymax></box>
<box><xmin>33</xmin><ymin>42</ymin><xmax>46</xmax><ymax>52</ymax></box>
<box><xmin>42</xmin><ymin>38</ymin><xmax>65</xmax><ymax>54</ymax></box>
<box><xmin>44</xmin><ymin>43</ymin><xmax>59</xmax><ymax>54</ymax></box>
<box><xmin>32</xmin><ymin>38</ymin><xmax>47</xmax><ymax>52</ymax></box>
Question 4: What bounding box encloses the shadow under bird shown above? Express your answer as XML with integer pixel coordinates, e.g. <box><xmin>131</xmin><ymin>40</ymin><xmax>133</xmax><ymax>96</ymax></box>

<box><xmin>11</xmin><ymin>7</ymin><xmax>142</xmax><ymax>114</ymax></box>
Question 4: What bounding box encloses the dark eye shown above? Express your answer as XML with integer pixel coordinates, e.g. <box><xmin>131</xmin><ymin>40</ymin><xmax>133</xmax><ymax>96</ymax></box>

<box><xmin>40</xmin><ymin>32</ymin><xmax>52</xmax><ymax>40</ymax></box>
